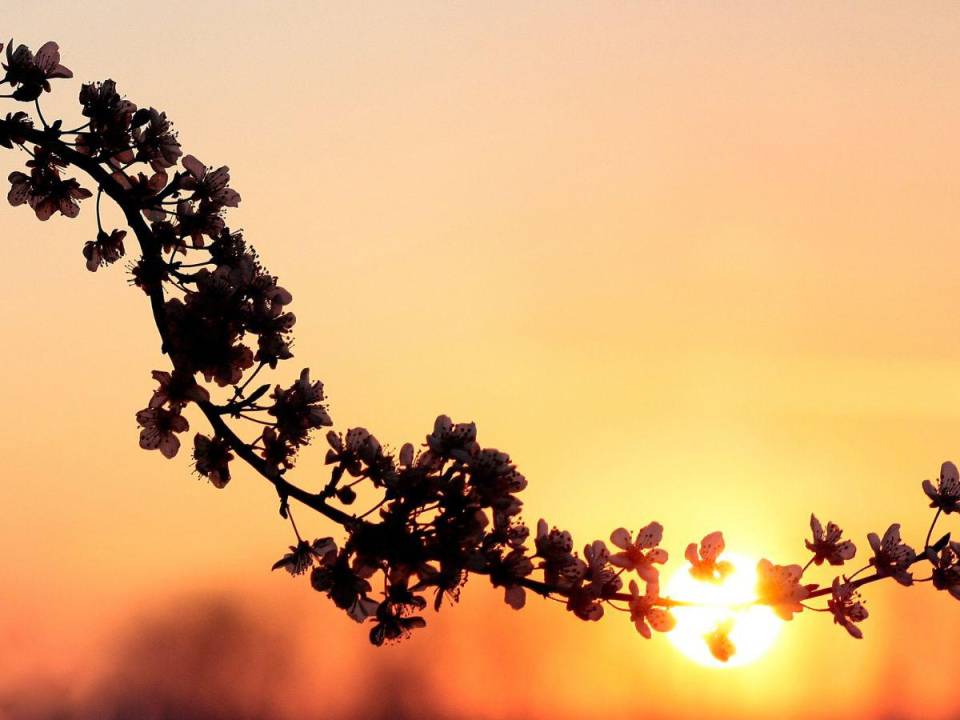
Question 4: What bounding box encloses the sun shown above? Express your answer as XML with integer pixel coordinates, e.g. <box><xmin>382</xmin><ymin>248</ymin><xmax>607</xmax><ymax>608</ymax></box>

<box><xmin>665</xmin><ymin>552</ymin><xmax>782</xmax><ymax>668</ymax></box>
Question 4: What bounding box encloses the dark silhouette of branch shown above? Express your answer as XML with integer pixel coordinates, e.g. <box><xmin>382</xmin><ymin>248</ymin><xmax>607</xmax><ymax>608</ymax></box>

<box><xmin>2</xmin><ymin>38</ymin><xmax>959</xmax><ymax>662</ymax></box>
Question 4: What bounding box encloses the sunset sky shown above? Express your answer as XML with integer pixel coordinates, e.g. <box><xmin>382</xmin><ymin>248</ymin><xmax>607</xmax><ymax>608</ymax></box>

<box><xmin>3</xmin><ymin>2</ymin><xmax>960</xmax><ymax>718</ymax></box>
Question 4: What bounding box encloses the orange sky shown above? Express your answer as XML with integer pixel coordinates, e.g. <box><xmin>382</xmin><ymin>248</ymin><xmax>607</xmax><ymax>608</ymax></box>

<box><xmin>3</xmin><ymin>2</ymin><xmax>960</xmax><ymax>718</ymax></box>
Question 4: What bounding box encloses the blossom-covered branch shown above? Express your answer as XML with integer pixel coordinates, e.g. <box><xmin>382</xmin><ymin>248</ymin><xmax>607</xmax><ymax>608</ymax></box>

<box><xmin>3</xmin><ymin>38</ymin><xmax>958</xmax><ymax>662</ymax></box>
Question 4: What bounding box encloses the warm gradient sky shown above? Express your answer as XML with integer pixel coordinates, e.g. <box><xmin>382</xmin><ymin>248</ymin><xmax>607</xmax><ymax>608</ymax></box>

<box><xmin>3</xmin><ymin>2</ymin><xmax>960</xmax><ymax>718</ymax></box>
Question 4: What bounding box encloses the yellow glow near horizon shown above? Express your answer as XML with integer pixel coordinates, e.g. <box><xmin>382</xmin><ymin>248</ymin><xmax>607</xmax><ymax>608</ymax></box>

<box><xmin>665</xmin><ymin>553</ymin><xmax>782</xmax><ymax>668</ymax></box>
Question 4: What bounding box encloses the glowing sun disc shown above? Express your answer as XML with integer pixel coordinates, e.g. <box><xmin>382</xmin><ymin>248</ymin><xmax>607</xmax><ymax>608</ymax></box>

<box><xmin>665</xmin><ymin>552</ymin><xmax>782</xmax><ymax>668</ymax></box>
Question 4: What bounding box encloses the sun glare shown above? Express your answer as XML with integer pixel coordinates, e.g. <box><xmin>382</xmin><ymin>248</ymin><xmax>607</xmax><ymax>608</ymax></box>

<box><xmin>665</xmin><ymin>552</ymin><xmax>782</xmax><ymax>668</ymax></box>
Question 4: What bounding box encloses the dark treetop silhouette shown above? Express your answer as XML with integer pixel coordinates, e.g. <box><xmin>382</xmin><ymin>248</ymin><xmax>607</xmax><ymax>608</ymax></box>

<box><xmin>3</xmin><ymin>38</ymin><xmax>958</xmax><ymax>662</ymax></box>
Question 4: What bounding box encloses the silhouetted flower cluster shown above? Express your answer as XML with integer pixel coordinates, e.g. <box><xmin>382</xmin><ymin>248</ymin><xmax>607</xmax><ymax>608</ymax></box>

<box><xmin>806</xmin><ymin>514</ymin><xmax>856</xmax><ymax>566</ymax></box>
<box><xmin>3</xmin><ymin>37</ymin><xmax>959</xmax><ymax>664</ymax></box>
<box><xmin>2</xmin><ymin>40</ymin><xmax>72</xmax><ymax>101</ymax></box>
<box><xmin>923</xmin><ymin>460</ymin><xmax>960</xmax><ymax>514</ymax></box>
<box><xmin>0</xmin><ymin>110</ymin><xmax>31</xmax><ymax>148</ymax></box>
<box><xmin>76</xmin><ymin>79</ymin><xmax>136</xmax><ymax>162</ymax></box>
<box><xmin>828</xmin><ymin>577</ymin><xmax>868</xmax><ymax>638</ymax></box>
<box><xmin>867</xmin><ymin>524</ymin><xmax>915</xmax><ymax>586</ymax></box>
<box><xmin>8</xmin><ymin>145</ymin><xmax>91</xmax><ymax>220</ymax></box>
<box><xmin>193</xmin><ymin>433</ymin><xmax>234</xmax><ymax>488</ymax></box>
<box><xmin>928</xmin><ymin>540</ymin><xmax>960</xmax><ymax>600</ymax></box>
<box><xmin>83</xmin><ymin>228</ymin><xmax>126</xmax><ymax>271</ymax></box>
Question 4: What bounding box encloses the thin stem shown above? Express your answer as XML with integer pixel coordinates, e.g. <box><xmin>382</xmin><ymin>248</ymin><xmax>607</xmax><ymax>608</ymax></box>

<box><xmin>805</xmin><ymin>554</ymin><xmax>928</xmax><ymax>601</ymax></box>
<box><xmin>233</xmin><ymin>362</ymin><xmax>266</xmax><ymax>401</ymax></box>
<box><xmin>357</xmin><ymin>498</ymin><xmax>388</xmax><ymax>520</ymax></box>
<box><xmin>847</xmin><ymin>565</ymin><xmax>870</xmax><ymax>581</ymax></box>
<box><xmin>61</xmin><ymin>121</ymin><xmax>90</xmax><ymax>134</ymax></box>
<box><xmin>236</xmin><ymin>413</ymin><xmax>274</xmax><ymax>426</ymax></box>
<box><xmin>925</xmin><ymin>508</ymin><xmax>943</xmax><ymax>549</ymax></box>
<box><xmin>169</xmin><ymin>269</ymin><xmax>198</xmax><ymax>284</ymax></box>
<box><xmin>288</xmin><ymin>507</ymin><xmax>303</xmax><ymax>543</ymax></box>
<box><xmin>343</xmin><ymin>476</ymin><xmax>368</xmax><ymax>490</ymax></box>
<box><xmin>95</xmin><ymin>187</ymin><xmax>104</xmax><ymax>234</ymax></box>
<box><xmin>34</xmin><ymin>99</ymin><xmax>49</xmax><ymax>129</ymax></box>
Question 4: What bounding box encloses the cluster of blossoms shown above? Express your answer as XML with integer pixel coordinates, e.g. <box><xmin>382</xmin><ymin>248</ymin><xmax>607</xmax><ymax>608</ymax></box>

<box><xmin>264</xmin><ymin>414</ymin><xmax>686</xmax><ymax>645</ymax></box>
<box><xmin>2</xmin><ymin>40</ymin><xmax>72</xmax><ymax>101</ymax></box>
<box><xmin>3</xmin><ymin>38</ymin><xmax>959</xmax><ymax>663</ymax></box>
<box><xmin>8</xmin><ymin>143</ymin><xmax>91</xmax><ymax>220</ymax></box>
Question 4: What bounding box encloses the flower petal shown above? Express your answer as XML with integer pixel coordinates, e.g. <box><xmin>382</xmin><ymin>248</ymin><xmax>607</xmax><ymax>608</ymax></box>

<box><xmin>610</xmin><ymin>527</ymin><xmax>631</xmax><ymax>549</ymax></box>
<box><xmin>648</xmin><ymin>608</ymin><xmax>676</xmax><ymax>633</ymax></box>
<box><xmin>504</xmin><ymin>585</ymin><xmax>526</xmax><ymax>610</ymax></box>
<box><xmin>636</xmin><ymin>521</ymin><xmax>663</xmax><ymax>549</ymax></box>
